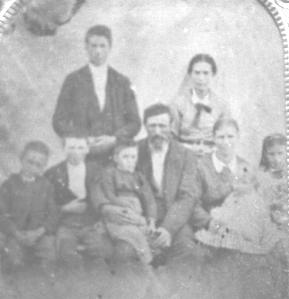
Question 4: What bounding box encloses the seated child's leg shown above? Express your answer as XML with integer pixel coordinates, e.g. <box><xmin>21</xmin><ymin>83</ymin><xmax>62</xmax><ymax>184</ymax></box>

<box><xmin>56</xmin><ymin>227</ymin><xmax>82</xmax><ymax>268</ymax></box>
<box><xmin>111</xmin><ymin>225</ymin><xmax>153</xmax><ymax>264</ymax></box>
<box><xmin>80</xmin><ymin>223</ymin><xmax>114</xmax><ymax>260</ymax></box>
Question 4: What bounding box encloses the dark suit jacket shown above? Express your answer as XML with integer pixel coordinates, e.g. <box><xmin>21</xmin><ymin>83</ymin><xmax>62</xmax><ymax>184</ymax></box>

<box><xmin>53</xmin><ymin>65</ymin><xmax>141</xmax><ymax>140</ymax></box>
<box><xmin>0</xmin><ymin>174</ymin><xmax>58</xmax><ymax>236</ymax></box>
<box><xmin>137</xmin><ymin>139</ymin><xmax>202</xmax><ymax>238</ymax></box>
<box><xmin>190</xmin><ymin>154</ymin><xmax>250</xmax><ymax>229</ymax></box>
<box><xmin>45</xmin><ymin>160</ymin><xmax>102</xmax><ymax>226</ymax></box>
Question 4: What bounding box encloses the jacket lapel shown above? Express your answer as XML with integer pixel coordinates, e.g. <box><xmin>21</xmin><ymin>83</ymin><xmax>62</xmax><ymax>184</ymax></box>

<box><xmin>138</xmin><ymin>139</ymin><xmax>153</xmax><ymax>183</ymax></box>
<box><xmin>56</xmin><ymin>161</ymin><xmax>69</xmax><ymax>188</ymax></box>
<box><xmin>138</xmin><ymin>139</ymin><xmax>184</xmax><ymax>206</ymax></box>
<box><xmin>82</xmin><ymin>65</ymin><xmax>103</xmax><ymax>123</ymax></box>
<box><xmin>162</xmin><ymin>141</ymin><xmax>183</xmax><ymax>206</ymax></box>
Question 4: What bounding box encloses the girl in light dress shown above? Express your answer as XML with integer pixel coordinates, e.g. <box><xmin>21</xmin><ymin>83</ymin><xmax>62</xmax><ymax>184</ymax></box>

<box><xmin>258</xmin><ymin>134</ymin><xmax>287</xmax><ymax>223</ymax></box>
<box><xmin>257</xmin><ymin>134</ymin><xmax>289</xmax><ymax>291</ymax></box>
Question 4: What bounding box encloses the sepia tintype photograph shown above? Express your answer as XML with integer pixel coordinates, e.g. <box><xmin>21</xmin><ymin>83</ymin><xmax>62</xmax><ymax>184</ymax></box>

<box><xmin>0</xmin><ymin>0</ymin><xmax>287</xmax><ymax>298</ymax></box>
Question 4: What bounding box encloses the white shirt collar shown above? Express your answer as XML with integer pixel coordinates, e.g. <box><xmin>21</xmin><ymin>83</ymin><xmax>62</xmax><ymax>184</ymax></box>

<box><xmin>191</xmin><ymin>89</ymin><xmax>211</xmax><ymax>106</ymax></box>
<box><xmin>67</xmin><ymin>161</ymin><xmax>86</xmax><ymax>170</ymax></box>
<box><xmin>212</xmin><ymin>152</ymin><xmax>237</xmax><ymax>174</ymax></box>
<box><xmin>89</xmin><ymin>63</ymin><xmax>108</xmax><ymax>74</ymax></box>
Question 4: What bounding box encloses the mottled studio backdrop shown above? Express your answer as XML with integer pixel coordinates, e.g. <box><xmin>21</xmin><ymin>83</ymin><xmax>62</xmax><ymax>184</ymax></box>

<box><xmin>0</xmin><ymin>0</ymin><xmax>285</xmax><ymax>180</ymax></box>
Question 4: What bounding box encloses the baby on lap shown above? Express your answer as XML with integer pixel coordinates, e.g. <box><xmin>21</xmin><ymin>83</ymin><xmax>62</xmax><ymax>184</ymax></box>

<box><xmin>195</xmin><ymin>165</ymin><xmax>278</xmax><ymax>254</ymax></box>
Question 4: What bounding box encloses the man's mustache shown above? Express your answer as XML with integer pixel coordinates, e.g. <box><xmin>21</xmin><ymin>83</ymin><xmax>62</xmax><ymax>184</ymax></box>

<box><xmin>151</xmin><ymin>135</ymin><xmax>167</xmax><ymax>142</ymax></box>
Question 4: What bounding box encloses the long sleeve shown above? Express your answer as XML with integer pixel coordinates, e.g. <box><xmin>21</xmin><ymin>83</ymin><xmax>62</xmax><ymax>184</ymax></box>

<box><xmin>0</xmin><ymin>181</ymin><xmax>18</xmax><ymax>237</ymax></box>
<box><xmin>43</xmin><ymin>184</ymin><xmax>60</xmax><ymax>234</ymax></box>
<box><xmin>161</xmin><ymin>152</ymin><xmax>202</xmax><ymax>237</ymax></box>
<box><xmin>137</xmin><ymin>173</ymin><xmax>157</xmax><ymax>219</ymax></box>
<box><xmin>90</xmin><ymin>168</ymin><xmax>117</xmax><ymax>218</ymax></box>
<box><xmin>190</xmin><ymin>202</ymin><xmax>211</xmax><ymax>229</ymax></box>
<box><xmin>114</xmin><ymin>80</ymin><xmax>141</xmax><ymax>141</ymax></box>
<box><xmin>52</xmin><ymin>74</ymin><xmax>75</xmax><ymax>137</ymax></box>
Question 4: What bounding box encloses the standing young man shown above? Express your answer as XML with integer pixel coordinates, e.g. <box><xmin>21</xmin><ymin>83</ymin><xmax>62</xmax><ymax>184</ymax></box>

<box><xmin>53</xmin><ymin>25</ymin><xmax>141</xmax><ymax>164</ymax></box>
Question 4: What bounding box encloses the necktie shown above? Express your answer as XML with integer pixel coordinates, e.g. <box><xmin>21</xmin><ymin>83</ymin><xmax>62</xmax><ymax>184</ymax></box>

<box><xmin>192</xmin><ymin>103</ymin><xmax>212</xmax><ymax>128</ymax></box>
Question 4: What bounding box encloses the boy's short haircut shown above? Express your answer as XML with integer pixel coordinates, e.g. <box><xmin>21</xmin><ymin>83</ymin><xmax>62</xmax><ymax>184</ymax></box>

<box><xmin>143</xmin><ymin>103</ymin><xmax>172</xmax><ymax>124</ymax></box>
<box><xmin>21</xmin><ymin>140</ymin><xmax>50</xmax><ymax>160</ymax></box>
<box><xmin>85</xmin><ymin>25</ymin><xmax>112</xmax><ymax>45</ymax></box>
<box><xmin>114</xmin><ymin>140</ymin><xmax>138</xmax><ymax>156</ymax></box>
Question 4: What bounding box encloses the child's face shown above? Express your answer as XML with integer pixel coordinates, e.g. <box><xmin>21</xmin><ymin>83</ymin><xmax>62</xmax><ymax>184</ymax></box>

<box><xmin>21</xmin><ymin>150</ymin><xmax>48</xmax><ymax>179</ymax></box>
<box><xmin>266</xmin><ymin>144</ymin><xmax>286</xmax><ymax>171</ymax></box>
<box><xmin>114</xmin><ymin>147</ymin><xmax>138</xmax><ymax>173</ymax></box>
<box><xmin>271</xmin><ymin>205</ymin><xmax>288</xmax><ymax>225</ymax></box>
<box><xmin>64</xmin><ymin>138</ymin><xmax>89</xmax><ymax>165</ymax></box>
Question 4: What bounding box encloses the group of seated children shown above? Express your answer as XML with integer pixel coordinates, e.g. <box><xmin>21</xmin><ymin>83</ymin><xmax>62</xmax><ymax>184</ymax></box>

<box><xmin>0</xmin><ymin>131</ymin><xmax>287</xmax><ymax>277</ymax></box>
<box><xmin>0</xmin><ymin>137</ymin><xmax>165</xmax><ymax>276</ymax></box>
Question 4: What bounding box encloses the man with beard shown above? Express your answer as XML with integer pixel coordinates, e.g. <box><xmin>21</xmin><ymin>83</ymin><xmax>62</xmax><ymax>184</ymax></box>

<box><xmin>136</xmin><ymin>103</ymin><xmax>201</xmax><ymax>264</ymax></box>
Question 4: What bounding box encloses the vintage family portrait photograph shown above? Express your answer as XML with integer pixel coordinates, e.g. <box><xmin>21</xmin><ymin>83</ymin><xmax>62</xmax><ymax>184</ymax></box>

<box><xmin>0</xmin><ymin>0</ymin><xmax>287</xmax><ymax>298</ymax></box>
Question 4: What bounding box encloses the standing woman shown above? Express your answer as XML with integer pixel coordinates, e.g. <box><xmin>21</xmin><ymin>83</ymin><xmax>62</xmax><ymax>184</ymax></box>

<box><xmin>171</xmin><ymin>54</ymin><xmax>228</xmax><ymax>155</ymax></box>
<box><xmin>186</xmin><ymin>118</ymin><xmax>288</xmax><ymax>299</ymax></box>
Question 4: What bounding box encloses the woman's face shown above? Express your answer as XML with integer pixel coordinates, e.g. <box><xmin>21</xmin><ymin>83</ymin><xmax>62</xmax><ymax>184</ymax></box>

<box><xmin>214</xmin><ymin>125</ymin><xmax>239</xmax><ymax>157</ymax></box>
<box><xmin>190</xmin><ymin>61</ymin><xmax>214</xmax><ymax>93</ymax></box>
<box><xmin>266</xmin><ymin>144</ymin><xmax>286</xmax><ymax>171</ymax></box>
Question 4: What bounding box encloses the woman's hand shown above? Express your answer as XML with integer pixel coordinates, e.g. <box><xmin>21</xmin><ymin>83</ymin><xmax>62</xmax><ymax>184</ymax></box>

<box><xmin>208</xmin><ymin>219</ymin><xmax>226</xmax><ymax>234</ymax></box>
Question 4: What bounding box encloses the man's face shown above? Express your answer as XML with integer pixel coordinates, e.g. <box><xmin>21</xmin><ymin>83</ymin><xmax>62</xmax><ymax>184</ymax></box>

<box><xmin>21</xmin><ymin>151</ymin><xmax>48</xmax><ymax>179</ymax></box>
<box><xmin>145</xmin><ymin>113</ymin><xmax>171</xmax><ymax>150</ymax></box>
<box><xmin>64</xmin><ymin>138</ymin><xmax>89</xmax><ymax>165</ymax></box>
<box><xmin>114</xmin><ymin>146</ymin><xmax>138</xmax><ymax>173</ymax></box>
<box><xmin>86</xmin><ymin>35</ymin><xmax>111</xmax><ymax>66</ymax></box>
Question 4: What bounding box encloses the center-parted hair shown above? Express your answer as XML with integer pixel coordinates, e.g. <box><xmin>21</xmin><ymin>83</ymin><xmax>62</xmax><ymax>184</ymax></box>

<box><xmin>259</xmin><ymin>133</ymin><xmax>286</xmax><ymax>171</ymax></box>
<box><xmin>187</xmin><ymin>54</ymin><xmax>217</xmax><ymax>75</ymax></box>
<box><xmin>143</xmin><ymin>103</ymin><xmax>172</xmax><ymax>124</ymax></box>
<box><xmin>21</xmin><ymin>140</ymin><xmax>50</xmax><ymax>160</ymax></box>
<box><xmin>85</xmin><ymin>25</ymin><xmax>112</xmax><ymax>45</ymax></box>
